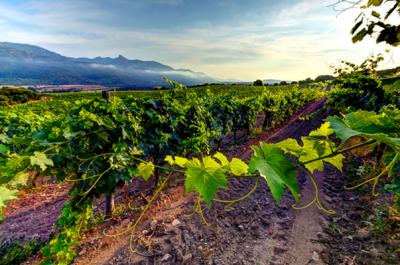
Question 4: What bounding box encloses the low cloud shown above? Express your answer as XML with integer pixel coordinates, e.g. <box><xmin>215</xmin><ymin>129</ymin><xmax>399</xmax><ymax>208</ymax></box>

<box><xmin>89</xmin><ymin>63</ymin><xmax>117</xmax><ymax>69</ymax></box>
<box><xmin>0</xmin><ymin>0</ymin><xmax>398</xmax><ymax>81</ymax></box>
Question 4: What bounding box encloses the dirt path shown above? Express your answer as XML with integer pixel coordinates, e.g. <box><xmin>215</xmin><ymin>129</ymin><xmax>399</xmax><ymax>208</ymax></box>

<box><xmin>5</xmin><ymin>98</ymin><xmax>334</xmax><ymax>265</ymax></box>
<box><xmin>71</xmin><ymin>98</ymin><xmax>332</xmax><ymax>265</ymax></box>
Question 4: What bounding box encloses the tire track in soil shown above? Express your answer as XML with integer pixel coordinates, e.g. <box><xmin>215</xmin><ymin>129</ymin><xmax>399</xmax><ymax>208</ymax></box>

<box><xmin>74</xmin><ymin>98</ymin><xmax>331</xmax><ymax>265</ymax></box>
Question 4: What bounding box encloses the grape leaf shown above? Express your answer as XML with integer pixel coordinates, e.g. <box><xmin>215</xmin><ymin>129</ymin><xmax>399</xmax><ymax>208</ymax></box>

<box><xmin>248</xmin><ymin>143</ymin><xmax>300</xmax><ymax>203</ymax></box>
<box><xmin>229</xmin><ymin>158</ymin><xmax>248</xmax><ymax>176</ymax></box>
<box><xmin>351</xmin><ymin>19</ymin><xmax>364</xmax><ymax>35</ymax></box>
<box><xmin>371</xmin><ymin>10</ymin><xmax>381</xmax><ymax>18</ymax></box>
<box><xmin>367</xmin><ymin>0</ymin><xmax>383</xmax><ymax>7</ymax></box>
<box><xmin>299</xmin><ymin>137</ymin><xmax>325</xmax><ymax>173</ymax></box>
<box><xmin>274</xmin><ymin>138</ymin><xmax>302</xmax><ymax>156</ymax></box>
<box><xmin>309</xmin><ymin>122</ymin><xmax>334</xmax><ymax>137</ymax></box>
<box><xmin>213</xmin><ymin>152</ymin><xmax>229</xmax><ymax>167</ymax></box>
<box><xmin>30</xmin><ymin>152</ymin><xmax>54</xmax><ymax>171</ymax></box>
<box><xmin>0</xmin><ymin>186</ymin><xmax>17</xmax><ymax>208</ymax></box>
<box><xmin>0</xmin><ymin>144</ymin><xmax>9</xmax><ymax>155</ymax></box>
<box><xmin>327</xmin><ymin>113</ymin><xmax>400</xmax><ymax>148</ymax></box>
<box><xmin>137</xmin><ymin>161</ymin><xmax>155</xmax><ymax>180</ymax></box>
<box><xmin>213</xmin><ymin>152</ymin><xmax>248</xmax><ymax>176</ymax></box>
<box><xmin>184</xmin><ymin>157</ymin><xmax>228</xmax><ymax>206</ymax></box>
<box><xmin>9</xmin><ymin>171</ymin><xmax>30</xmax><ymax>186</ymax></box>
<box><xmin>344</xmin><ymin>110</ymin><xmax>398</xmax><ymax>134</ymax></box>
<box><xmin>299</xmin><ymin>137</ymin><xmax>344</xmax><ymax>173</ymax></box>
<box><xmin>165</xmin><ymin>155</ymin><xmax>188</xmax><ymax>167</ymax></box>
<box><xmin>352</xmin><ymin>28</ymin><xmax>368</xmax><ymax>43</ymax></box>
<box><xmin>0</xmin><ymin>186</ymin><xmax>17</xmax><ymax>220</ymax></box>
<box><xmin>324</xmin><ymin>154</ymin><xmax>345</xmax><ymax>172</ymax></box>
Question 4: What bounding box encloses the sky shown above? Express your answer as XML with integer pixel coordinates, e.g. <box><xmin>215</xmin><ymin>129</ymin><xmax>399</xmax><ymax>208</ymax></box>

<box><xmin>0</xmin><ymin>0</ymin><xmax>399</xmax><ymax>81</ymax></box>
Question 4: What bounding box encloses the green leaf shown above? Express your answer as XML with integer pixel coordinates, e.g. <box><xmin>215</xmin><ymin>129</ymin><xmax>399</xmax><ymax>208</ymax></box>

<box><xmin>213</xmin><ymin>152</ymin><xmax>229</xmax><ymax>166</ymax></box>
<box><xmin>184</xmin><ymin>157</ymin><xmax>228</xmax><ymax>206</ymax></box>
<box><xmin>274</xmin><ymin>138</ymin><xmax>302</xmax><ymax>156</ymax></box>
<box><xmin>248</xmin><ymin>143</ymin><xmax>299</xmax><ymax>203</ymax></box>
<box><xmin>127</xmin><ymin>167</ymin><xmax>137</xmax><ymax>178</ymax></box>
<box><xmin>229</xmin><ymin>158</ymin><xmax>248</xmax><ymax>176</ymax></box>
<box><xmin>324</xmin><ymin>154</ymin><xmax>345</xmax><ymax>172</ymax></box>
<box><xmin>299</xmin><ymin>137</ymin><xmax>344</xmax><ymax>173</ymax></box>
<box><xmin>351</xmin><ymin>19</ymin><xmax>364</xmax><ymax>35</ymax></box>
<box><xmin>30</xmin><ymin>152</ymin><xmax>54</xmax><ymax>171</ymax></box>
<box><xmin>352</xmin><ymin>28</ymin><xmax>368</xmax><ymax>43</ymax></box>
<box><xmin>0</xmin><ymin>186</ymin><xmax>17</xmax><ymax>208</ymax></box>
<box><xmin>165</xmin><ymin>155</ymin><xmax>175</xmax><ymax>165</ymax></box>
<box><xmin>0</xmin><ymin>144</ymin><xmax>9</xmax><ymax>155</ymax></box>
<box><xmin>371</xmin><ymin>10</ymin><xmax>381</xmax><ymax>18</ymax></box>
<box><xmin>299</xmin><ymin>137</ymin><xmax>325</xmax><ymax>173</ymax></box>
<box><xmin>165</xmin><ymin>155</ymin><xmax>188</xmax><ymax>167</ymax></box>
<box><xmin>309</xmin><ymin>122</ymin><xmax>334</xmax><ymax>137</ymax></box>
<box><xmin>9</xmin><ymin>171</ymin><xmax>30</xmax><ymax>186</ymax></box>
<box><xmin>137</xmin><ymin>161</ymin><xmax>155</xmax><ymax>180</ymax></box>
<box><xmin>213</xmin><ymin>152</ymin><xmax>248</xmax><ymax>176</ymax></box>
<box><xmin>367</xmin><ymin>0</ymin><xmax>383</xmax><ymax>7</ymax></box>
<box><xmin>327</xmin><ymin>112</ymin><xmax>400</xmax><ymax>148</ymax></box>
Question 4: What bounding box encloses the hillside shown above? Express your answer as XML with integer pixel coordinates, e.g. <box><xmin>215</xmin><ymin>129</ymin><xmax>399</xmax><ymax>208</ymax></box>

<box><xmin>0</xmin><ymin>42</ymin><xmax>216</xmax><ymax>88</ymax></box>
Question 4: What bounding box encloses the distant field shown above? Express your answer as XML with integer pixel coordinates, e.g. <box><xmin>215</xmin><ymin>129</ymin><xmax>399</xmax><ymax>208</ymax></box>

<box><xmin>45</xmin><ymin>84</ymin><xmax>293</xmax><ymax>101</ymax></box>
<box><xmin>0</xmin><ymin>84</ymin><xmax>295</xmax><ymax>114</ymax></box>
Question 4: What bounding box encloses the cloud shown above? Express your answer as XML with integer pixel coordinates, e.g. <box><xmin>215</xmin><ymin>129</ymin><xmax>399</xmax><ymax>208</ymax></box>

<box><xmin>89</xmin><ymin>63</ymin><xmax>117</xmax><ymax>69</ymax></box>
<box><xmin>0</xmin><ymin>0</ymin><xmax>398</xmax><ymax>81</ymax></box>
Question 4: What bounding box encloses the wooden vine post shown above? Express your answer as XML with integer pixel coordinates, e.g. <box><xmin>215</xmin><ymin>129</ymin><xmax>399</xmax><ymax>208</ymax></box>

<box><xmin>102</xmin><ymin>90</ymin><xmax>115</xmax><ymax>219</ymax></box>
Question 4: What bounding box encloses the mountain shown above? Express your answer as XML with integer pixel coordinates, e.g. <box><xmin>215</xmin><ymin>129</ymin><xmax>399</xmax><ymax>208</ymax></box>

<box><xmin>262</xmin><ymin>79</ymin><xmax>291</xmax><ymax>85</ymax></box>
<box><xmin>0</xmin><ymin>42</ymin><xmax>216</xmax><ymax>88</ymax></box>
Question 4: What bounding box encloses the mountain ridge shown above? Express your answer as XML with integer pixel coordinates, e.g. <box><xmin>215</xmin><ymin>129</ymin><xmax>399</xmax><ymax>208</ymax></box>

<box><xmin>0</xmin><ymin>42</ymin><xmax>216</xmax><ymax>88</ymax></box>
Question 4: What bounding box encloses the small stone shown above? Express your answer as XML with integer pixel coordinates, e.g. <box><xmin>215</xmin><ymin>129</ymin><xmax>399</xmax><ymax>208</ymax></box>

<box><xmin>121</xmin><ymin>219</ymin><xmax>130</xmax><ymax>226</ymax></box>
<box><xmin>172</xmin><ymin>219</ymin><xmax>181</xmax><ymax>226</ymax></box>
<box><xmin>312</xmin><ymin>251</ymin><xmax>320</xmax><ymax>261</ymax></box>
<box><xmin>182</xmin><ymin>253</ymin><xmax>192</xmax><ymax>263</ymax></box>
<box><xmin>151</xmin><ymin>220</ymin><xmax>158</xmax><ymax>227</ymax></box>
<box><xmin>357</xmin><ymin>228</ymin><xmax>369</xmax><ymax>238</ymax></box>
<box><xmin>79</xmin><ymin>249</ymin><xmax>87</xmax><ymax>255</ymax></box>
<box><xmin>238</xmin><ymin>225</ymin><xmax>244</xmax><ymax>231</ymax></box>
<box><xmin>161</xmin><ymin>253</ymin><xmax>172</xmax><ymax>262</ymax></box>
<box><xmin>369</xmin><ymin>248</ymin><xmax>379</xmax><ymax>257</ymax></box>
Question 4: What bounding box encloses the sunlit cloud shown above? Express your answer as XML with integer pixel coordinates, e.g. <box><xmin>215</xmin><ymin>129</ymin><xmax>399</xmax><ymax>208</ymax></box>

<box><xmin>0</xmin><ymin>0</ymin><xmax>398</xmax><ymax>81</ymax></box>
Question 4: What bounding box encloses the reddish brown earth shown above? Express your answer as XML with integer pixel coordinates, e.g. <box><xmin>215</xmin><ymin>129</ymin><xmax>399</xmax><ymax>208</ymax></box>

<box><xmin>2</xmin><ymin>99</ymin><xmax>328</xmax><ymax>265</ymax></box>
<box><xmin>73</xmin><ymin>99</ymin><xmax>329</xmax><ymax>265</ymax></box>
<box><xmin>4</xmin><ymin>98</ymin><xmax>397</xmax><ymax>265</ymax></box>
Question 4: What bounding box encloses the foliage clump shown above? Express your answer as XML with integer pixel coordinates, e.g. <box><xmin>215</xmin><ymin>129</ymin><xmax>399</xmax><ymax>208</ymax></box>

<box><xmin>326</xmin><ymin>56</ymin><xmax>387</xmax><ymax>111</ymax></box>
<box><xmin>0</xmin><ymin>87</ymin><xmax>41</xmax><ymax>106</ymax></box>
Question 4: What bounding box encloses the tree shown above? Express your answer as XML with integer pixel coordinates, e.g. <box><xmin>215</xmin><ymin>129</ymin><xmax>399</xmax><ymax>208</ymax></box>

<box><xmin>315</xmin><ymin>75</ymin><xmax>335</xmax><ymax>82</ymax></box>
<box><xmin>253</xmin><ymin>79</ymin><xmax>263</xmax><ymax>86</ymax></box>
<box><xmin>328</xmin><ymin>55</ymin><xmax>386</xmax><ymax>111</ymax></box>
<box><xmin>332</xmin><ymin>0</ymin><xmax>400</xmax><ymax>46</ymax></box>
<box><xmin>299</xmin><ymin>78</ymin><xmax>314</xmax><ymax>86</ymax></box>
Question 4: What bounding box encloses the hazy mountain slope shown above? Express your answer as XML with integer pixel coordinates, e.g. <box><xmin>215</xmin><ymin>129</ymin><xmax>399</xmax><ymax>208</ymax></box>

<box><xmin>0</xmin><ymin>42</ymin><xmax>216</xmax><ymax>87</ymax></box>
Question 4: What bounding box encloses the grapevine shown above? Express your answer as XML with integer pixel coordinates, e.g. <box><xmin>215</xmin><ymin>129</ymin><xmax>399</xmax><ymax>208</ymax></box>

<box><xmin>1</xmin><ymin>79</ymin><xmax>398</xmax><ymax>264</ymax></box>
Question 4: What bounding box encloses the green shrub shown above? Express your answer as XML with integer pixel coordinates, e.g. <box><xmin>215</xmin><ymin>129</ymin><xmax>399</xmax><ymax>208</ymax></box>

<box><xmin>0</xmin><ymin>240</ymin><xmax>42</xmax><ymax>265</ymax></box>
<box><xmin>0</xmin><ymin>87</ymin><xmax>41</xmax><ymax>106</ymax></box>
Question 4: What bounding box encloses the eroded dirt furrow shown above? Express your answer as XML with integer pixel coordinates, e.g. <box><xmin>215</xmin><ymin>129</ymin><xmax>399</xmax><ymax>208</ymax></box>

<box><xmin>73</xmin><ymin>98</ymin><xmax>330</xmax><ymax>265</ymax></box>
<box><xmin>8</xmin><ymin>98</ymin><xmax>329</xmax><ymax>265</ymax></box>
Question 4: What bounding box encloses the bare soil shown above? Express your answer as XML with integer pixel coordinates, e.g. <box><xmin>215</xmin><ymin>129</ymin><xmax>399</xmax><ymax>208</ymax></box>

<box><xmin>3</xmin><ymin>98</ymin><xmax>398</xmax><ymax>265</ymax></box>
<box><xmin>73</xmin><ymin>98</ymin><xmax>330</xmax><ymax>265</ymax></box>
